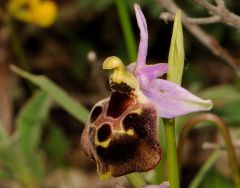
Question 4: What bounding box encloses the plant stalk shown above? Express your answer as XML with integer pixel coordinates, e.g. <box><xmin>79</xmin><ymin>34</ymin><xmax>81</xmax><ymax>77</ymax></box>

<box><xmin>126</xmin><ymin>173</ymin><xmax>146</xmax><ymax>188</ymax></box>
<box><xmin>163</xmin><ymin>118</ymin><xmax>180</xmax><ymax>188</ymax></box>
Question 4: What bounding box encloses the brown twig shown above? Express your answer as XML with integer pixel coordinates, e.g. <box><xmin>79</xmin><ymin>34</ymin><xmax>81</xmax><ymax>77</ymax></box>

<box><xmin>156</xmin><ymin>0</ymin><xmax>240</xmax><ymax>75</ymax></box>
<box><xmin>214</xmin><ymin>0</ymin><xmax>225</xmax><ymax>9</ymax></box>
<box><xmin>195</xmin><ymin>0</ymin><xmax>240</xmax><ymax>27</ymax></box>
<box><xmin>160</xmin><ymin>13</ymin><xmax>221</xmax><ymax>24</ymax></box>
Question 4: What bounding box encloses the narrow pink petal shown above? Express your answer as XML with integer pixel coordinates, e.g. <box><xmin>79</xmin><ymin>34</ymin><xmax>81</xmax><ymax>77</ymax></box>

<box><xmin>134</xmin><ymin>4</ymin><xmax>148</xmax><ymax>67</ymax></box>
<box><xmin>136</xmin><ymin>63</ymin><xmax>168</xmax><ymax>86</ymax></box>
<box><xmin>127</xmin><ymin>63</ymin><xmax>168</xmax><ymax>86</ymax></box>
<box><xmin>142</xmin><ymin>79</ymin><xmax>213</xmax><ymax>118</ymax></box>
<box><xmin>141</xmin><ymin>181</ymin><xmax>169</xmax><ymax>188</ymax></box>
<box><xmin>139</xmin><ymin>63</ymin><xmax>168</xmax><ymax>81</ymax></box>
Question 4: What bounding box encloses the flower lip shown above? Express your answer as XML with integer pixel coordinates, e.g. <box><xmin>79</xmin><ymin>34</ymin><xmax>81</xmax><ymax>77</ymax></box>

<box><xmin>90</xmin><ymin>106</ymin><xmax>103</xmax><ymax>123</ymax></box>
<box><xmin>81</xmin><ymin>93</ymin><xmax>162</xmax><ymax>178</ymax></box>
<box><xmin>94</xmin><ymin>102</ymin><xmax>161</xmax><ymax>177</ymax></box>
<box><xmin>106</xmin><ymin>89</ymin><xmax>135</xmax><ymax>118</ymax></box>
<box><xmin>97</xmin><ymin>123</ymin><xmax>112</xmax><ymax>142</ymax></box>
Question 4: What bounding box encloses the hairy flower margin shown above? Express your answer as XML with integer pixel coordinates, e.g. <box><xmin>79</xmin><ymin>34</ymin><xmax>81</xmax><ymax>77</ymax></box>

<box><xmin>8</xmin><ymin>0</ymin><xmax>57</xmax><ymax>27</ymax></box>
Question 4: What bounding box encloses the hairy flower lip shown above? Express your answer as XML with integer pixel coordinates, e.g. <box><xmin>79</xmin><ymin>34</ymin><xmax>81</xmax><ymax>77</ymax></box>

<box><xmin>81</xmin><ymin>96</ymin><xmax>162</xmax><ymax>178</ymax></box>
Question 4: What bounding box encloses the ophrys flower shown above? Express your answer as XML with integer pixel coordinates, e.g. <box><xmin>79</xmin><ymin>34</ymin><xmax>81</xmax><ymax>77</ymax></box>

<box><xmin>81</xmin><ymin>4</ymin><xmax>213</xmax><ymax>179</ymax></box>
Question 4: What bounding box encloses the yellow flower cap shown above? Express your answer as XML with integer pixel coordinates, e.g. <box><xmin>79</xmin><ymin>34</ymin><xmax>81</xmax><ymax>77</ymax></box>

<box><xmin>103</xmin><ymin>56</ymin><xmax>139</xmax><ymax>90</ymax></box>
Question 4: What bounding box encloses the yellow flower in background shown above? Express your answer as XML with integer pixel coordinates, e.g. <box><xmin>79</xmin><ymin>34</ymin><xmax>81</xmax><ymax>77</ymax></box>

<box><xmin>8</xmin><ymin>0</ymin><xmax>57</xmax><ymax>27</ymax></box>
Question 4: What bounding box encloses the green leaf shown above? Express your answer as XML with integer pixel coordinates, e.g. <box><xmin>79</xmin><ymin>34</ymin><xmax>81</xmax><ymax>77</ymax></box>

<box><xmin>0</xmin><ymin>91</ymin><xmax>47</xmax><ymax>184</ymax></box>
<box><xmin>199</xmin><ymin>85</ymin><xmax>240</xmax><ymax>107</ymax></box>
<box><xmin>167</xmin><ymin>11</ymin><xmax>184</xmax><ymax>85</ymax></box>
<box><xmin>0</xmin><ymin>136</ymin><xmax>45</xmax><ymax>184</ymax></box>
<box><xmin>43</xmin><ymin>125</ymin><xmax>69</xmax><ymax>167</ymax></box>
<box><xmin>216</xmin><ymin>101</ymin><xmax>240</xmax><ymax>125</ymax></box>
<box><xmin>10</xmin><ymin>65</ymin><xmax>89</xmax><ymax>123</ymax></box>
<box><xmin>0</xmin><ymin>143</ymin><xmax>28</xmax><ymax>182</ymax></box>
<box><xmin>27</xmin><ymin>151</ymin><xmax>45</xmax><ymax>182</ymax></box>
<box><xmin>16</xmin><ymin>90</ymin><xmax>51</xmax><ymax>154</ymax></box>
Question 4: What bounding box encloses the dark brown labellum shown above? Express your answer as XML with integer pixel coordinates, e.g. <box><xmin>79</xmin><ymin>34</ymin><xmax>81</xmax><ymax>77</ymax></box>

<box><xmin>97</xmin><ymin>124</ymin><xmax>112</xmax><ymax>142</ymax></box>
<box><xmin>81</xmin><ymin>82</ymin><xmax>162</xmax><ymax>178</ymax></box>
<box><xmin>90</xmin><ymin>106</ymin><xmax>103</xmax><ymax>123</ymax></box>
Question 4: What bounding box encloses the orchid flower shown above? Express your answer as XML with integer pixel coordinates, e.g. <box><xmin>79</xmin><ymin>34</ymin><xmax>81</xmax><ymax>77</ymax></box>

<box><xmin>8</xmin><ymin>0</ymin><xmax>57</xmax><ymax>27</ymax></box>
<box><xmin>81</xmin><ymin>4</ymin><xmax>213</xmax><ymax>179</ymax></box>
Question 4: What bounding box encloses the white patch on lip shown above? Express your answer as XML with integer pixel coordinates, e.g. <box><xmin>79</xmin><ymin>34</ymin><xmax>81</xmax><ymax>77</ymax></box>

<box><xmin>136</xmin><ymin>89</ymin><xmax>149</xmax><ymax>104</ymax></box>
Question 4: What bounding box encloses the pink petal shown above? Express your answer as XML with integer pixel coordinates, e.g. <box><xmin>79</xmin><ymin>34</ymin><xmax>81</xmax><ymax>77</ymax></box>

<box><xmin>134</xmin><ymin>4</ymin><xmax>148</xmax><ymax>67</ymax></box>
<box><xmin>142</xmin><ymin>79</ymin><xmax>213</xmax><ymax>118</ymax></box>
<box><xmin>127</xmin><ymin>63</ymin><xmax>168</xmax><ymax>85</ymax></box>
<box><xmin>138</xmin><ymin>63</ymin><xmax>168</xmax><ymax>82</ymax></box>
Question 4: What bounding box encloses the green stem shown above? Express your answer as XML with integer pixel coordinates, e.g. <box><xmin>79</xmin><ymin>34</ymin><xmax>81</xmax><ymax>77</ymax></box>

<box><xmin>155</xmin><ymin>118</ymin><xmax>166</xmax><ymax>184</ymax></box>
<box><xmin>163</xmin><ymin>118</ymin><xmax>180</xmax><ymax>188</ymax></box>
<box><xmin>115</xmin><ymin>0</ymin><xmax>137</xmax><ymax>62</ymax></box>
<box><xmin>126</xmin><ymin>173</ymin><xmax>145</xmax><ymax>188</ymax></box>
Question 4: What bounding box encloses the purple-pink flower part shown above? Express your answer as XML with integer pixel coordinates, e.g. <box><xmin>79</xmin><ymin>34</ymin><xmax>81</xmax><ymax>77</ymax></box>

<box><xmin>128</xmin><ymin>4</ymin><xmax>213</xmax><ymax>118</ymax></box>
